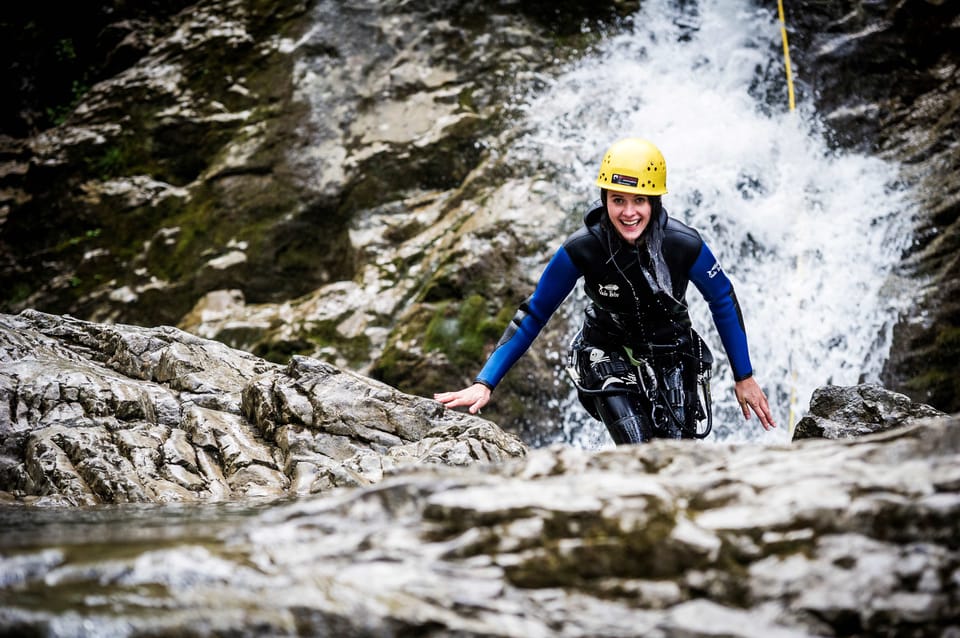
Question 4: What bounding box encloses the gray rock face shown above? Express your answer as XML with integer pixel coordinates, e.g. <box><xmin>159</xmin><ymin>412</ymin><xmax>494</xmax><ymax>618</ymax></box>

<box><xmin>0</xmin><ymin>310</ymin><xmax>525</xmax><ymax>505</ymax></box>
<box><xmin>1</xmin><ymin>413</ymin><xmax>957</xmax><ymax>636</ymax></box>
<box><xmin>1</xmin><ymin>311</ymin><xmax>957</xmax><ymax>635</ymax></box>
<box><xmin>1</xmin><ymin>0</ymin><xmax>624</xmax><ymax>440</ymax></box>
<box><xmin>792</xmin><ymin>383</ymin><xmax>947</xmax><ymax>441</ymax></box>
<box><xmin>0</xmin><ymin>0</ymin><xmax>628</xmax><ymax>326</ymax></box>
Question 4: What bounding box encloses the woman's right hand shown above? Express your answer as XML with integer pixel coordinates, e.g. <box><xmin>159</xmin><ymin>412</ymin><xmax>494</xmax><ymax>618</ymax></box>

<box><xmin>433</xmin><ymin>383</ymin><xmax>491</xmax><ymax>415</ymax></box>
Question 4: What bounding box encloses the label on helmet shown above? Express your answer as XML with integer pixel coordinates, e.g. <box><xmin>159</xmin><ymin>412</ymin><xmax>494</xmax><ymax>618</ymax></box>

<box><xmin>611</xmin><ymin>173</ymin><xmax>639</xmax><ymax>188</ymax></box>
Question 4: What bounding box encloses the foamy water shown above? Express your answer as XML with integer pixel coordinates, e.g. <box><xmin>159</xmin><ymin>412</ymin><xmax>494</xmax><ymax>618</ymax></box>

<box><xmin>511</xmin><ymin>0</ymin><xmax>913</xmax><ymax>447</ymax></box>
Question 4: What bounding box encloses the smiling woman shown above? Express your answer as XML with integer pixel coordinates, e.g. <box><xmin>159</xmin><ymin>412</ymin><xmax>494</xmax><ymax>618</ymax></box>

<box><xmin>434</xmin><ymin>138</ymin><xmax>775</xmax><ymax>445</ymax></box>
<box><xmin>606</xmin><ymin>192</ymin><xmax>653</xmax><ymax>242</ymax></box>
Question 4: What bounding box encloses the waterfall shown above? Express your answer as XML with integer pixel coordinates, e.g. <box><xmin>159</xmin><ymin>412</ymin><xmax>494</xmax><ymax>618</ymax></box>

<box><xmin>512</xmin><ymin>0</ymin><xmax>913</xmax><ymax>447</ymax></box>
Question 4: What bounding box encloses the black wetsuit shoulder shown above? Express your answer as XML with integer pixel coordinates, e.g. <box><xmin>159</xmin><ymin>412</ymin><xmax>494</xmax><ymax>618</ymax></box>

<box><xmin>562</xmin><ymin>225</ymin><xmax>600</xmax><ymax>274</ymax></box>
<box><xmin>661</xmin><ymin>216</ymin><xmax>704</xmax><ymax>282</ymax></box>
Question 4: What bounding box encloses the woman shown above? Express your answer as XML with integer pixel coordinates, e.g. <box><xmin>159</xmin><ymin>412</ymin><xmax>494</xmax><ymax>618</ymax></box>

<box><xmin>434</xmin><ymin>138</ymin><xmax>775</xmax><ymax>444</ymax></box>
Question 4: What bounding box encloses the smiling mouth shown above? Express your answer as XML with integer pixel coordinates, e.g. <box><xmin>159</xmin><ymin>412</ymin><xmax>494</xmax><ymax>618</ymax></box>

<box><xmin>622</xmin><ymin>220</ymin><xmax>641</xmax><ymax>227</ymax></box>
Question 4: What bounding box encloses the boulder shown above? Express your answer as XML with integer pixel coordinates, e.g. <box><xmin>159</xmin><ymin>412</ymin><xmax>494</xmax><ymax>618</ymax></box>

<box><xmin>0</xmin><ymin>310</ymin><xmax>525</xmax><ymax>505</ymax></box>
<box><xmin>792</xmin><ymin>383</ymin><xmax>947</xmax><ymax>441</ymax></box>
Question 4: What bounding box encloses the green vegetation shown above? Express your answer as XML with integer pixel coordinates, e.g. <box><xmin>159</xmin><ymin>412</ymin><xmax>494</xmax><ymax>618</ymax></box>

<box><xmin>45</xmin><ymin>80</ymin><xmax>89</xmax><ymax>126</ymax></box>
<box><xmin>61</xmin><ymin>228</ymin><xmax>102</xmax><ymax>249</ymax></box>
<box><xmin>8</xmin><ymin>282</ymin><xmax>33</xmax><ymax>305</ymax></box>
<box><xmin>305</xmin><ymin>320</ymin><xmax>372</xmax><ymax>368</ymax></box>
<box><xmin>424</xmin><ymin>295</ymin><xmax>512</xmax><ymax>368</ymax></box>
<box><xmin>253</xmin><ymin>339</ymin><xmax>313</xmax><ymax>365</ymax></box>
<box><xmin>370</xmin><ymin>295</ymin><xmax>511</xmax><ymax>399</ymax></box>
<box><xmin>457</xmin><ymin>87</ymin><xmax>476</xmax><ymax>112</ymax></box>
<box><xmin>92</xmin><ymin>146</ymin><xmax>128</xmax><ymax>179</ymax></box>
<box><xmin>248</xmin><ymin>319</ymin><xmax>374</xmax><ymax>367</ymax></box>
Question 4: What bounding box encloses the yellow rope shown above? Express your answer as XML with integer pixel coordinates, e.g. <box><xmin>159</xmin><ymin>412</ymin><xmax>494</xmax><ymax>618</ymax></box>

<box><xmin>777</xmin><ymin>0</ymin><xmax>796</xmax><ymax>111</ymax></box>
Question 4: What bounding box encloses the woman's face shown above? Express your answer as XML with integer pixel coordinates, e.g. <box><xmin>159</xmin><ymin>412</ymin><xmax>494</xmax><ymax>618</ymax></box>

<box><xmin>606</xmin><ymin>190</ymin><xmax>652</xmax><ymax>242</ymax></box>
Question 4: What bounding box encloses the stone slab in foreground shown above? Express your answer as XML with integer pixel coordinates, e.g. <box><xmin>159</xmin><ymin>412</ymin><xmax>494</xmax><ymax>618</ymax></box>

<box><xmin>0</xmin><ymin>415</ymin><xmax>957</xmax><ymax>637</ymax></box>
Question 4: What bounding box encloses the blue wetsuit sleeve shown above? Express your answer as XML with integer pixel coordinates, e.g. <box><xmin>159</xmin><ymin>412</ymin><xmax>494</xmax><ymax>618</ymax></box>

<box><xmin>475</xmin><ymin>246</ymin><xmax>581</xmax><ymax>389</ymax></box>
<box><xmin>689</xmin><ymin>242</ymin><xmax>754</xmax><ymax>381</ymax></box>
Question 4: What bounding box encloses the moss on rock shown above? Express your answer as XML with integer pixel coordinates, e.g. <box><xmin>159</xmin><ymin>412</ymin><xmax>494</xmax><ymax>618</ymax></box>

<box><xmin>423</xmin><ymin>294</ymin><xmax>511</xmax><ymax>369</ymax></box>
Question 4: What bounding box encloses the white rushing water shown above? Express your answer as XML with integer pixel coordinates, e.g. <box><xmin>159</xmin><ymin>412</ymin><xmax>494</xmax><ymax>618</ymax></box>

<box><xmin>512</xmin><ymin>0</ymin><xmax>913</xmax><ymax>447</ymax></box>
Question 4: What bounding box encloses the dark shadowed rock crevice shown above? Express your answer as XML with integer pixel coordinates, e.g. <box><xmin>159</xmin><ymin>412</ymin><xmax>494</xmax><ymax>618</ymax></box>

<box><xmin>0</xmin><ymin>1</ymin><xmax>198</xmax><ymax>136</ymax></box>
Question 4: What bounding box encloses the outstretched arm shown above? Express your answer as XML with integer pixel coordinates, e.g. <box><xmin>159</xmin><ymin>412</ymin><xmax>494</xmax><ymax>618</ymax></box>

<box><xmin>688</xmin><ymin>242</ymin><xmax>753</xmax><ymax>381</ymax></box>
<box><xmin>435</xmin><ymin>245</ymin><xmax>581</xmax><ymax>411</ymax></box>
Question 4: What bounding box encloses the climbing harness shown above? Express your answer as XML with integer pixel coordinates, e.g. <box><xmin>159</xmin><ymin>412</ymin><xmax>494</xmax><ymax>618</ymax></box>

<box><xmin>566</xmin><ymin>332</ymin><xmax>713</xmax><ymax>440</ymax></box>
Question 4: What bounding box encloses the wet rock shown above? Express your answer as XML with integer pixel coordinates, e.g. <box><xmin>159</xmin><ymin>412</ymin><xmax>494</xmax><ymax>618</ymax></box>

<box><xmin>792</xmin><ymin>383</ymin><xmax>946</xmax><ymax>441</ymax></box>
<box><xmin>0</xmin><ymin>0</ymin><xmax>640</xmax><ymax>445</ymax></box>
<box><xmin>0</xmin><ymin>408</ymin><xmax>956</xmax><ymax>636</ymax></box>
<box><xmin>0</xmin><ymin>0</ymin><xmax>627</xmax><ymax>325</ymax></box>
<box><xmin>0</xmin><ymin>310</ymin><xmax>525</xmax><ymax>504</ymax></box>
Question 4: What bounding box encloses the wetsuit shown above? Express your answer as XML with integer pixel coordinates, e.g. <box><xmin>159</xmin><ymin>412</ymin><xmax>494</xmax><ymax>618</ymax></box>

<box><xmin>475</xmin><ymin>200</ymin><xmax>752</xmax><ymax>444</ymax></box>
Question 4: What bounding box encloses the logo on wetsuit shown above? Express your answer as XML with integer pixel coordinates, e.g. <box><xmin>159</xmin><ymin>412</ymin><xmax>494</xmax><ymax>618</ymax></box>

<box><xmin>598</xmin><ymin>283</ymin><xmax>621</xmax><ymax>298</ymax></box>
<box><xmin>707</xmin><ymin>261</ymin><xmax>722</xmax><ymax>279</ymax></box>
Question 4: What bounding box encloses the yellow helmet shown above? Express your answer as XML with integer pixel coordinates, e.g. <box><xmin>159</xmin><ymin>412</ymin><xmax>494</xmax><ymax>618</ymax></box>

<box><xmin>595</xmin><ymin>138</ymin><xmax>668</xmax><ymax>195</ymax></box>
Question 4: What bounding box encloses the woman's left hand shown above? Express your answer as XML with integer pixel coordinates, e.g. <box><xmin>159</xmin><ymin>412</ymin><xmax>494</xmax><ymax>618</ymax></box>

<box><xmin>734</xmin><ymin>377</ymin><xmax>776</xmax><ymax>431</ymax></box>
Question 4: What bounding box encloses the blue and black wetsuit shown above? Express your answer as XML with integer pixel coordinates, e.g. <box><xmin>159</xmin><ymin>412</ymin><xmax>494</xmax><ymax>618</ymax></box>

<box><xmin>475</xmin><ymin>199</ymin><xmax>753</xmax><ymax>444</ymax></box>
